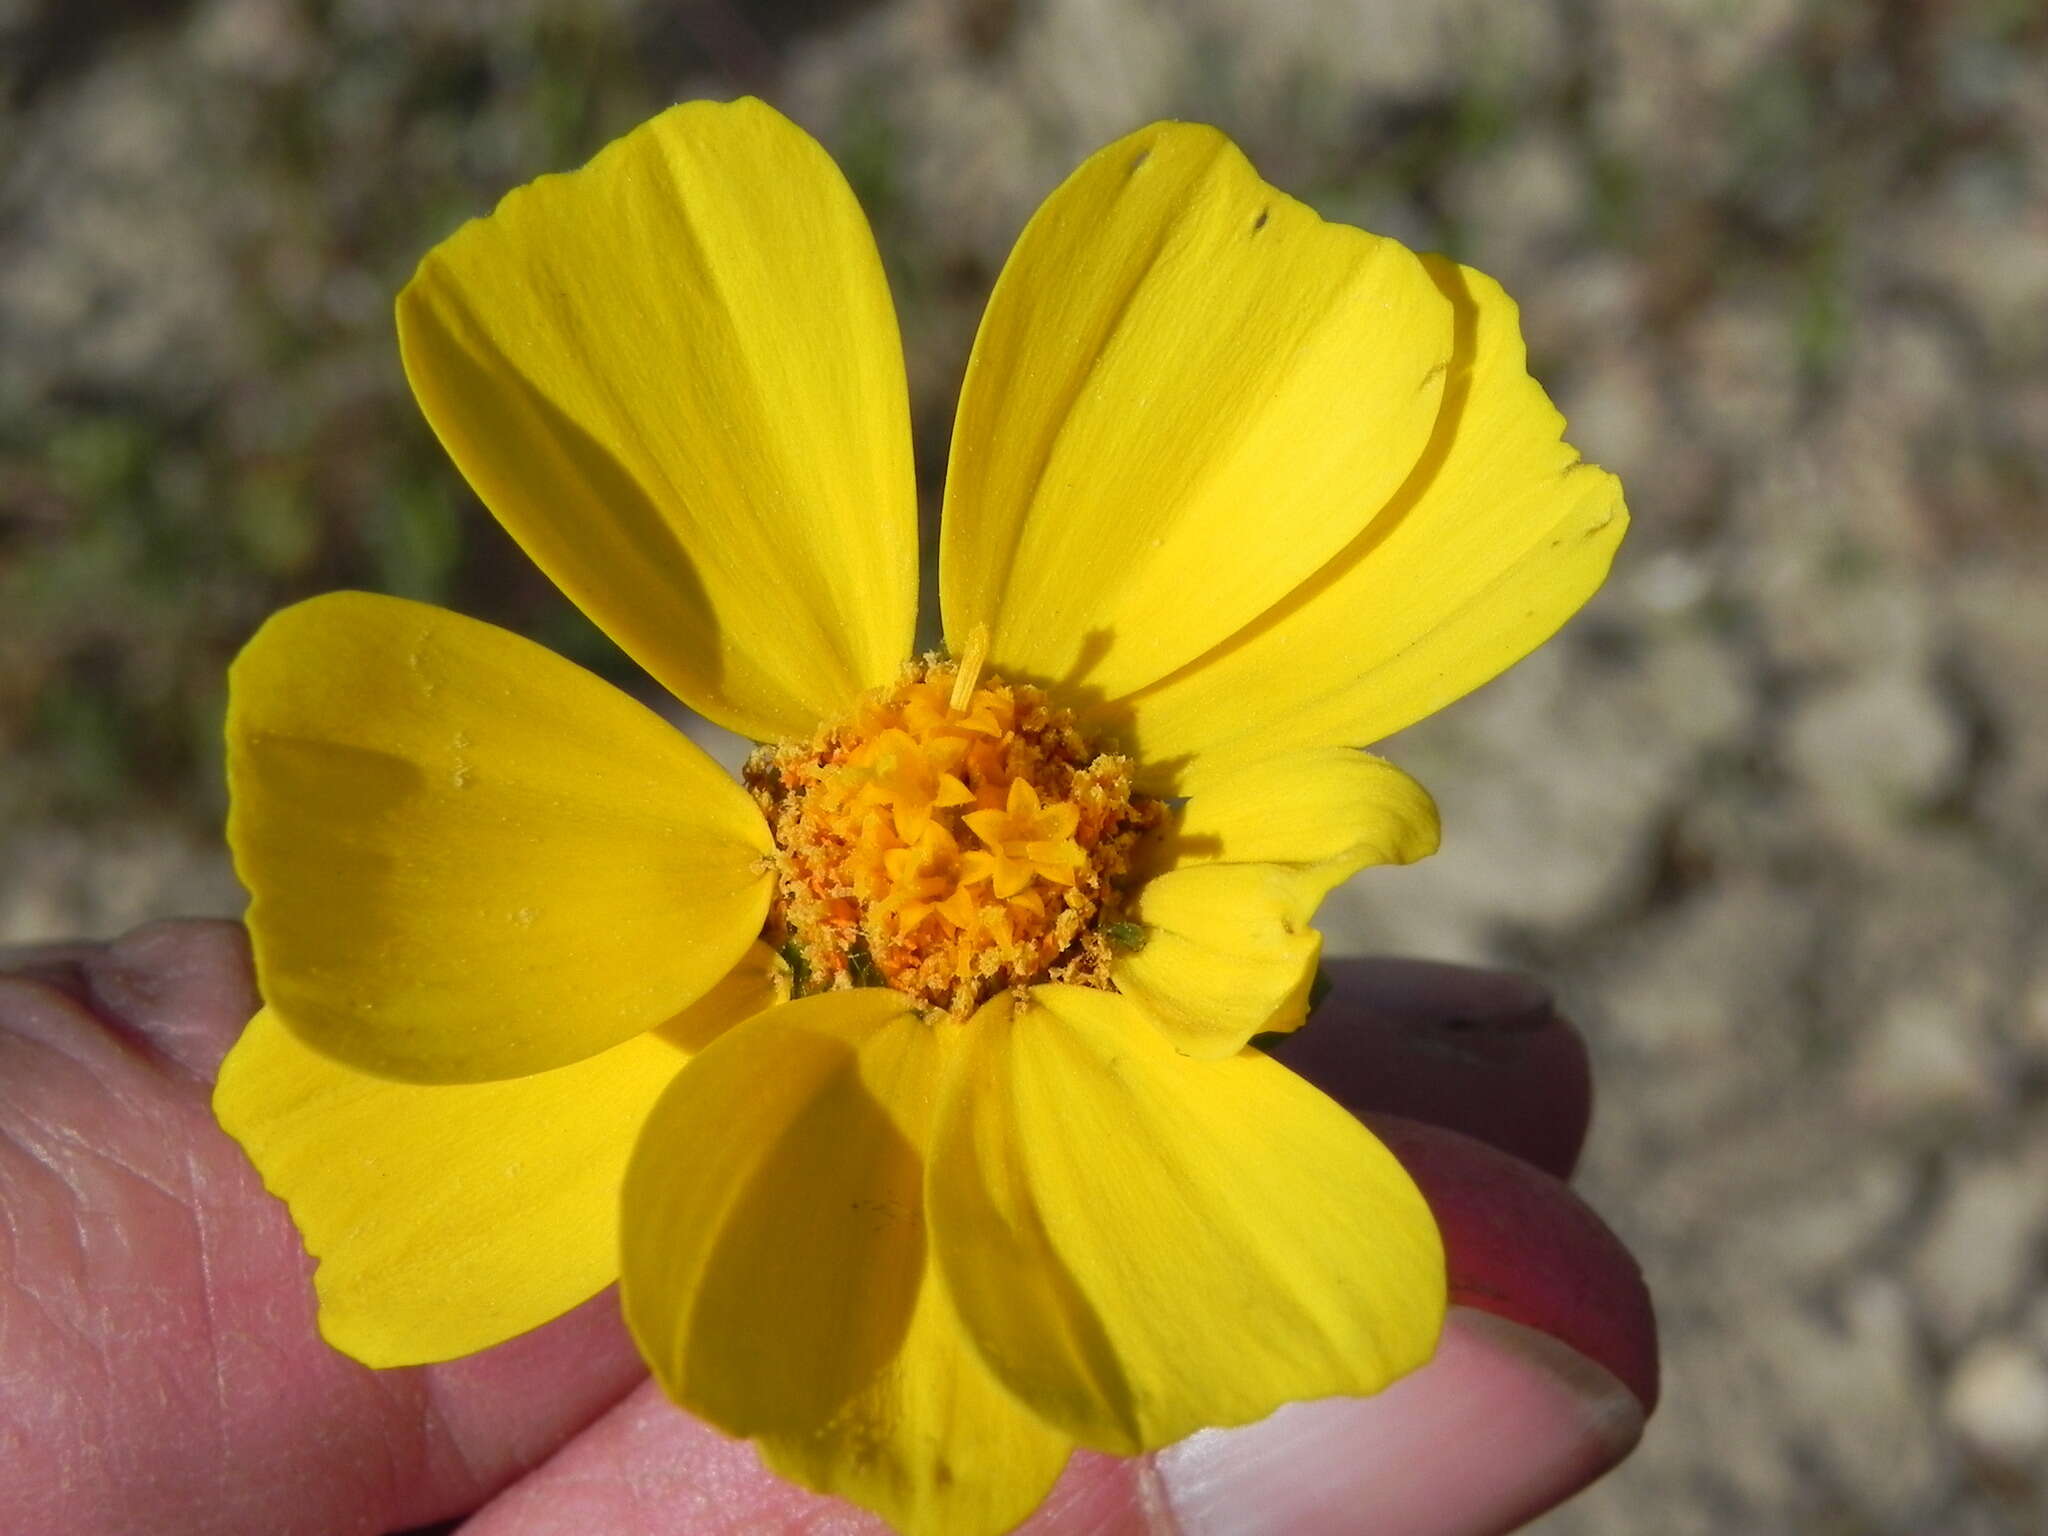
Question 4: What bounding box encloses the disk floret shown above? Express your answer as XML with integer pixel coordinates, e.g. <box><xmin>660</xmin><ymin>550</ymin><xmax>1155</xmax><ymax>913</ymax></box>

<box><xmin>746</xmin><ymin>653</ymin><xmax>1159</xmax><ymax>1017</ymax></box>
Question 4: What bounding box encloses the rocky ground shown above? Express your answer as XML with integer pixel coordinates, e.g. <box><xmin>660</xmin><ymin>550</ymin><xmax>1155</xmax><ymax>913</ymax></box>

<box><xmin>5</xmin><ymin>1</ymin><xmax>2046</xmax><ymax>1531</ymax></box>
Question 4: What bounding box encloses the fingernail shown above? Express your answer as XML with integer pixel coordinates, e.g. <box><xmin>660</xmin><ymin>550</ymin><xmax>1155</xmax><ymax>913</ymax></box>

<box><xmin>1152</xmin><ymin>1307</ymin><xmax>1645</xmax><ymax>1536</ymax></box>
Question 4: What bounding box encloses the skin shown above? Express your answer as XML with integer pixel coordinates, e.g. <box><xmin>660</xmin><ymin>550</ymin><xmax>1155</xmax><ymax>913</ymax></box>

<box><xmin>0</xmin><ymin>922</ymin><xmax>1655</xmax><ymax>1536</ymax></box>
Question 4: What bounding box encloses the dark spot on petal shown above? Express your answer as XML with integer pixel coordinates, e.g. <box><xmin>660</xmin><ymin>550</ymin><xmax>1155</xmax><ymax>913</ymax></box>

<box><xmin>1252</xmin><ymin>206</ymin><xmax>1270</xmax><ymax>232</ymax></box>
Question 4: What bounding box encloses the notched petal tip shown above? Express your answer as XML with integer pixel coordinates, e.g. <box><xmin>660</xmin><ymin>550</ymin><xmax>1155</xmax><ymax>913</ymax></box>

<box><xmin>214</xmin><ymin>1005</ymin><xmax>692</xmax><ymax>1367</ymax></box>
<box><xmin>1109</xmin><ymin>248</ymin><xmax>1630</xmax><ymax>775</ymax></box>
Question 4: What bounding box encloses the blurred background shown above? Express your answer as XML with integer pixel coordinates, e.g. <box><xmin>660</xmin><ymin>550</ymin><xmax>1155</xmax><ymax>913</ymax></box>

<box><xmin>3</xmin><ymin>0</ymin><xmax>2045</xmax><ymax>1529</ymax></box>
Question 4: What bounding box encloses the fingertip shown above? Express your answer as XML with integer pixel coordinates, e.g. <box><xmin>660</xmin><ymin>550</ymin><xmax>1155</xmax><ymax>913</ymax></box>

<box><xmin>1369</xmin><ymin>1113</ymin><xmax>1659</xmax><ymax>1415</ymax></box>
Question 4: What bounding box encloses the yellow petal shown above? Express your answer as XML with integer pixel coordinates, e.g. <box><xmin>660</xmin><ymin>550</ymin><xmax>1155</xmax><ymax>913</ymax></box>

<box><xmin>630</xmin><ymin>989</ymin><xmax>1069</xmax><ymax>1536</ymax></box>
<box><xmin>1106</xmin><ymin>258</ymin><xmax>1627</xmax><ymax>786</ymax></box>
<box><xmin>1113</xmin><ymin>863</ymin><xmax>1323</xmax><ymax>1057</ymax></box>
<box><xmin>397</xmin><ymin>97</ymin><xmax>917</xmax><ymax>741</ymax></box>
<box><xmin>228</xmin><ymin>591</ymin><xmax>772</xmax><ymax>1083</ymax></box>
<box><xmin>940</xmin><ymin>121</ymin><xmax>1451</xmax><ymax>700</ymax></box>
<box><xmin>621</xmin><ymin>989</ymin><xmax>939</xmax><ymax>1439</ymax></box>
<box><xmin>758</xmin><ymin>1251</ymin><xmax>1070</xmax><ymax>1536</ymax></box>
<box><xmin>1140</xmin><ymin>748</ymin><xmax>1441</xmax><ymax>907</ymax></box>
<box><xmin>928</xmin><ymin>985</ymin><xmax>1444</xmax><ymax>1454</ymax></box>
<box><xmin>659</xmin><ymin>940</ymin><xmax>794</xmax><ymax>1054</ymax></box>
<box><xmin>215</xmin><ymin>987</ymin><xmax>708</xmax><ymax>1366</ymax></box>
<box><xmin>213</xmin><ymin>952</ymin><xmax>781</xmax><ymax>1368</ymax></box>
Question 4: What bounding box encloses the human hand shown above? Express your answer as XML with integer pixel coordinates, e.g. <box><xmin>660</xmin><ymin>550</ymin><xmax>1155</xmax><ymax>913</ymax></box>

<box><xmin>0</xmin><ymin>920</ymin><xmax>1653</xmax><ymax>1535</ymax></box>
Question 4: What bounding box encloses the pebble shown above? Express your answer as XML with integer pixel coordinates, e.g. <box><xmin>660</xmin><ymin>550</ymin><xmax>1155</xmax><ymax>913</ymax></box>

<box><xmin>1945</xmin><ymin>1338</ymin><xmax>2048</xmax><ymax>1471</ymax></box>
<box><xmin>1911</xmin><ymin>1152</ymin><xmax>2048</xmax><ymax>1346</ymax></box>
<box><xmin>1846</xmin><ymin>992</ymin><xmax>2004</xmax><ymax>1126</ymax></box>
<box><xmin>1784</xmin><ymin>671</ymin><xmax>1966</xmax><ymax>829</ymax></box>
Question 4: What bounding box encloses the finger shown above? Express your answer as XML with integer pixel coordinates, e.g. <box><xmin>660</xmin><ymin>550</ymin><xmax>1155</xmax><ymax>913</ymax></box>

<box><xmin>1277</xmin><ymin>956</ymin><xmax>1592</xmax><ymax>1179</ymax></box>
<box><xmin>0</xmin><ymin>934</ymin><xmax>649</xmax><ymax>1536</ymax></box>
<box><xmin>1151</xmin><ymin>1117</ymin><xmax>1655</xmax><ymax>1536</ymax></box>
<box><xmin>459</xmin><ymin>1379</ymin><xmax>867</xmax><ymax>1534</ymax></box>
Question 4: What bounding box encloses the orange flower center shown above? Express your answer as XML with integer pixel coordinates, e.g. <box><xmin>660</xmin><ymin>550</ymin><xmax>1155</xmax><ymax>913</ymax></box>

<box><xmin>745</xmin><ymin>638</ymin><xmax>1159</xmax><ymax>1018</ymax></box>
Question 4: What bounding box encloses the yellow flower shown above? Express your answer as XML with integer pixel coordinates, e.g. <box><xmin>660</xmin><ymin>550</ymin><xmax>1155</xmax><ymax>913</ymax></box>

<box><xmin>213</xmin><ymin>99</ymin><xmax>1626</xmax><ymax>1536</ymax></box>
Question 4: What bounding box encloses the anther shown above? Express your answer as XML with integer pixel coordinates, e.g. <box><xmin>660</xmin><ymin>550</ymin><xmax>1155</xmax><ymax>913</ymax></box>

<box><xmin>949</xmin><ymin>623</ymin><xmax>991</xmax><ymax>713</ymax></box>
